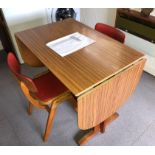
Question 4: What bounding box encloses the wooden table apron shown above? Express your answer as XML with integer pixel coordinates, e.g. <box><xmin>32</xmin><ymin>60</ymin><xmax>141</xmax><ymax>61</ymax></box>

<box><xmin>15</xmin><ymin>19</ymin><xmax>145</xmax><ymax>130</ymax></box>
<box><xmin>77</xmin><ymin>59</ymin><xmax>145</xmax><ymax>129</ymax></box>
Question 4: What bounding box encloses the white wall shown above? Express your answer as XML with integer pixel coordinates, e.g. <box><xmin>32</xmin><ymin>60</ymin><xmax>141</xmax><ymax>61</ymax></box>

<box><xmin>80</xmin><ymin>8</ymin><xmax>116</xmax><ymax>28</ymax></box>
<box><xmin>124</xmin><ymin>31</ymin><xmax>155</xmax><ymax>76</ymax></box>
<box><xmin>3</xmin><ymin>8</ymin><xmax>48</xmax><ymax>63</ymax></box>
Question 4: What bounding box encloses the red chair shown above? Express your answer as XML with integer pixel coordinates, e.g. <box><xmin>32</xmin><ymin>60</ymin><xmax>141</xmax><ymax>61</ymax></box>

<box><xmin>95</xmin><ymin>23</ymin><xmax>125</xmax><ymax>43</ymax></box>
<box><xmin>7</xmin><ymin>52</ymin><xmax>72</xmax><ymax>141</ymax></box>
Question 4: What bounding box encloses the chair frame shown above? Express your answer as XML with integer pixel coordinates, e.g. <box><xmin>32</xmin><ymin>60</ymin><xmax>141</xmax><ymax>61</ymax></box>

<box><xmin>7</xmin><ymin>53</ymin><xmax>74</xmax><ymax>141</ymax></box>
<box><xmin>20</xmin><ymin>78</ymin><xmax>72</xmax><ymax>141</ymax></box>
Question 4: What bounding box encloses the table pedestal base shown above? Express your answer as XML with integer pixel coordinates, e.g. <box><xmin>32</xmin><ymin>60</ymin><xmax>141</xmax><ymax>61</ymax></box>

<box><xmin>78</xmin><ymin>112</ymin><xmax>119</xmax><ymax>145</ymax></box>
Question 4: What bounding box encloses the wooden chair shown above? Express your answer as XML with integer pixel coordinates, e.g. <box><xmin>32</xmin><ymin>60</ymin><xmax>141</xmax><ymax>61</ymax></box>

<box><xmin>7</xmin><ymin>52</ymin><xmax>73</xmax><ymax>141</ymax></box>
<box><xmin>95</xmin><ymin>23</ymin><xmax>125</xmax><ymax>43</ymax></box>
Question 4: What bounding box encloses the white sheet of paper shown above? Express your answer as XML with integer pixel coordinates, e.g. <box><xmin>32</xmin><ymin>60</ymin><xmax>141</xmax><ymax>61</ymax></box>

<box><xmin>46</xmin><ymin>32</ymin><xmax>95</xmax><ymax>57</ymax></box>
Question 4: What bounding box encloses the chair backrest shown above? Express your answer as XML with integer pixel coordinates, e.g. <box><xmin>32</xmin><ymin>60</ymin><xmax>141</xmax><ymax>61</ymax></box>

<box><xmin>95</xmin><ymin>23</ymin><xmax>125</xmax><ymax>43</ymax></box>
<box><xmin>7</xmin><ymin>52</ymin><xmax>38</xmax><ymax>93</ymax></box>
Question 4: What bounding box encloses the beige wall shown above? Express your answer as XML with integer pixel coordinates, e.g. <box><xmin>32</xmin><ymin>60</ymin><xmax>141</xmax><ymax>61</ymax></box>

<box><xmin>3</xmin><ymin>8</ymin><xmax>117</xmax><ymax>63</ymax></box>
<box><xmin>3</xmin><ymin>8</ymin><xmax>48</xmax><ymax>63</ymax></box>
<box><xmin>80</xmin><ymin>8</ymin><xmax>117</xmax><ymax>28</ymax></box>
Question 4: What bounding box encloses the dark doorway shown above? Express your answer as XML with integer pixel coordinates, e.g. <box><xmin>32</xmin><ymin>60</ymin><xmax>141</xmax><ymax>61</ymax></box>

<box><xmin>0</xmin><ymin>9</ymin><xmax>15</xmax><ymax>53</ymax></box>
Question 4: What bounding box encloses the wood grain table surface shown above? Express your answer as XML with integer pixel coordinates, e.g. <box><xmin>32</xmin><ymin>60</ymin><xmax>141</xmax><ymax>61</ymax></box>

<box><xmin>15</xmin><ymin>19</ymin><xmax>144</xmax><ymax>97</ymax></box>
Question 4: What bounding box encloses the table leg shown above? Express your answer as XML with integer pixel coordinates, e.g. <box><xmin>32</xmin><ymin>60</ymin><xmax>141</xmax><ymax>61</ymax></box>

<box><xmin>27</xmin><ymin>102</ymin><xmax>33</xmax><ymax>115</ymax></box>
<box><xmin>78</xmin><ymin>112</ymin><xmax>119</xmax><ymax>145</ymax></box>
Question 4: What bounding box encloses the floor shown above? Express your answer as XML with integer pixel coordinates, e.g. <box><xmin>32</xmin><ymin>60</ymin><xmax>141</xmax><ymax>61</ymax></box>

<box><xmin>1</xmin><ymin>51</ymin><xmax>155</xmax><ymax>146</ymax></box>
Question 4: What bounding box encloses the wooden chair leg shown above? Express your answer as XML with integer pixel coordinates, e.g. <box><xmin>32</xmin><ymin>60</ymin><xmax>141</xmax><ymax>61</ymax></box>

<box><xmin>43</xmin><ymin>91</ymin><xmax>72</xmax><ymax>141</ymax></box>
<box><xmin>27</xmin><ymin>102</ymin><xmax>33</xmax><ymax>115</ymax></box>
<box><xmin>43</xmin><ymin>104</ymin><xmax>57</xmax><ymax>141</ymax></box>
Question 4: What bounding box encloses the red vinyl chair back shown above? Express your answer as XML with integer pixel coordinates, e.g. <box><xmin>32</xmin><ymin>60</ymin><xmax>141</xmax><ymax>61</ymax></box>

<box><xmin>7</xmin><ymin>52</ymin><xmax>38</xmax><ymax>93</ymax></box>
<box><xmin>95</xmin><ymin>23</ymin><xmax>125</xmax><ymax>43</ymax></box>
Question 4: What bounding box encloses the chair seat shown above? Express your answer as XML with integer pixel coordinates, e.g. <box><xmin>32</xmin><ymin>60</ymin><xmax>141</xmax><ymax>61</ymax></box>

<box><xmin>33</xmin><ymin>72</ymin><xmax>68</xmax><ymax>102</ymax></box>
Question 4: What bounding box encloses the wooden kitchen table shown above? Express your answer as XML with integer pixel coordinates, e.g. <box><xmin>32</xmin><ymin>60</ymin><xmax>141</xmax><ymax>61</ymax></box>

<box><xmin>15</xmin><ymin>19</ymin><xmax>146</xmax><ymax>145</ymax></box>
